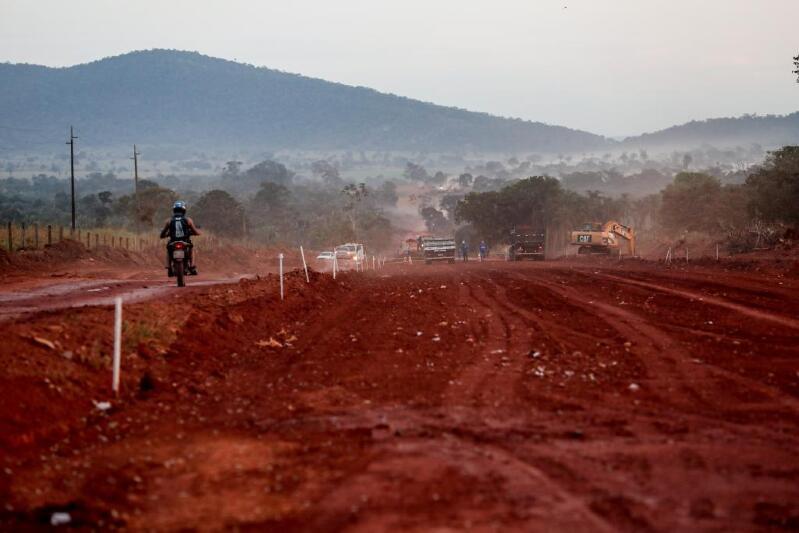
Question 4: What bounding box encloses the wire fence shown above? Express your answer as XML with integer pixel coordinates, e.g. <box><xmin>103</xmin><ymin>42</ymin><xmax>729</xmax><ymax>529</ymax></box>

<box><xmin>1</xmin><ymin>221</ymin><xmax>230</xmax><ymax>254</ymax></box>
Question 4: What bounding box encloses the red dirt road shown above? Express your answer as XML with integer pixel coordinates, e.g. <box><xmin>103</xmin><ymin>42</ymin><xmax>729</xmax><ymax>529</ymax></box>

<box><xmin>1</xmin><ymin>259</ymin><xmax>798</xmax><ymax>531</ymax></box>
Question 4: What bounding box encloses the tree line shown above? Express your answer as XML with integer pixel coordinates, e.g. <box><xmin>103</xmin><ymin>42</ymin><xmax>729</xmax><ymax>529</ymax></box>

<box><xmin>449</xmin><ymin>146</ymin><xmax>799</xmax><ymax>251</ymax></box>
<box><xmin>0</xmin><ymin>159</ymin><xmax>399</xmax><ymax>251</ymax></box>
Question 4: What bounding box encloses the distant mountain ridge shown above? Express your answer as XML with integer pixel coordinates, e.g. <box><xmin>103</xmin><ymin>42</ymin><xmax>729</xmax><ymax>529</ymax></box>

<box><xmin>0</xmin><ymin>49</ymin><xmax>611</xmax><ymax>153</ymax></box>
<box><xmin>1</xmin><ymin>50</ymin><xmax>796</xmax><ymax>156</ymax></box>
<box><xmin>623</xmin><ymin>113</ymin><xmax>799</xmax><ymax>150</ymax></box>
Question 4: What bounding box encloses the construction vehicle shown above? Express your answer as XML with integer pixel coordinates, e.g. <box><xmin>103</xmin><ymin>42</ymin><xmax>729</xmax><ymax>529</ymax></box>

<box><xmin>420</xmin><ymin>236</ymin><xmax>456</xmax><ymax>264</ymax></box>
<box><xmin>570</xmin><ymin>221</ymin><xmax>636</xmax><ymax>257</ymax></box>
<box><xmin>507</xmin><ymin>226</ymin><xmax>546</xmax><ymax>261</ymax></box>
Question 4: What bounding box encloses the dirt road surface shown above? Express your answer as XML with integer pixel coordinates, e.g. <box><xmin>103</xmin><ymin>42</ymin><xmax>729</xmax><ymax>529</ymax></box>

<box><xmin>1</xmin><ymin>259</ymin><xmax>798</xmax><ymax>531</ymax></box>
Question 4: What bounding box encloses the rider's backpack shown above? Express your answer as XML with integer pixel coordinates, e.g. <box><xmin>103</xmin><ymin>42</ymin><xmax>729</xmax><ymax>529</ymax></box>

<box><xmin>169</xmin><ymin>215</ymin><xmax>191</xmax><ymax>241</ymax></box>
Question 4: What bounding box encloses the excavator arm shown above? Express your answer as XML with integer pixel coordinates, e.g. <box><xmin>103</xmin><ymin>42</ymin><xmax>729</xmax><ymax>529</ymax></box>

<box><xmin>603</xmin><ymin>221</ymin><xmax>636</xmax><ymax>256</ymax></box>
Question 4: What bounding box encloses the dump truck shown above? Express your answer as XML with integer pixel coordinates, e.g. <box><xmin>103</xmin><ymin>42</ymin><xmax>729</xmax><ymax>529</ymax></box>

<box><xmin>570</xmin><ymin>221</ymin><xmax>635</xmax><ymax>257</ymax></box>
<box><xmin>420</xmin><ymin>236</ymin><xmax>457</xmax><ymax>264</ymax></box>
<box><xmin>507</xmin><ymin>226</ymin><xmax>546</xmax><ymax>261</ymax></box>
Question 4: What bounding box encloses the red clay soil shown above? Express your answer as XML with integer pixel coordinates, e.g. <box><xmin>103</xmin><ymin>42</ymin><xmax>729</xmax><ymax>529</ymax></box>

<box><xmin>1</xmin><ymin>259</ymin><xmax>798</xmax><ymax>531</ymax></box>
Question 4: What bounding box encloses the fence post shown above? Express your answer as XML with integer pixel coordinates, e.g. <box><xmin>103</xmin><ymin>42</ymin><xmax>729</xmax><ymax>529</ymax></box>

<box><xmin>47</xmin><ymin>225</ymin><xmax>52</xmax><ymax>246</ymax></box>
<box><xmin>59</xmin><ymin>226</ymin><xmax>63</xmax><ymax>242</ymax></box>
<box><xmin>6</xmin><ymin>222</ymin><xmax>12</xmax><ymax>252</ymax></box>
<box><xmin>34</xmin><ymin>223</ymin><xmax>39</xmax><ymax>249</ymax></box>
<box><xmin>21</xmin><ymin>223</ymin><xmax>26</xmax><ymax>250</ymax></box>
<box><xmin>125</xmin><ymin>237</ymin><xmax>129</xmax><ymax>250</ymax></box>
<box><xmin>300</xmin><ymin>246</ymin><xmax>310</xmax><ymax>283</ymax></box>
<box><xmin>95</xmin><ymin>233</ymin><xmax>99</xmax><ymax>248</ymax></box>
<box><xmin>112</xmin><ymin>297</ymin><xmax>122</xmax><ymax>395</ymax></box>
<box><xmin>111</xmin><ymin>236</ymin><xmax>115</xmax><ymax>248</ymax></box>
<box><xmin>86</xmin><ymin>231</ymin><xmax>91</xmax><ymax>249</ymax></box>
<box><xmin>279</xmin><ymin>253</ymin><xmax>284</xmax><ymax>301</ymax></box>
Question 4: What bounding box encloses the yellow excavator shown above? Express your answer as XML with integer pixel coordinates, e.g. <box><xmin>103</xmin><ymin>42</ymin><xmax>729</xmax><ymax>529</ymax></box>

<box><xmin>570</xmin><ymin>220</ymin><xmax>636</xmax><ymax>257</ymax></box>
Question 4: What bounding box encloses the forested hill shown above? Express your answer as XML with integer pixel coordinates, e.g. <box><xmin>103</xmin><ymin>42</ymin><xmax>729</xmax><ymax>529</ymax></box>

<box><xmin>0</xmin><ymin>49</ymin><xmax>611</xmax><ymax>153</ymax></box>
<box><xmin>623</xmin><ymin>113</ymin><xmax>799</xmax><ymax>150</ymax></box>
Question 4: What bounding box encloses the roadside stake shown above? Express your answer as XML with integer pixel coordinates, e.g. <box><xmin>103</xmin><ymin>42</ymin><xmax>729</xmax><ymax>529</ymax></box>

<box><xmin>333</xmin><ymin>253</ymin><xmax>337</xmax><ymax>279</ymax></box>
<box><xmin>300</xmin><ymin>246</ymin><xmax>310</xmax><ymax>283</ymax></box>
<box><xmin>112</xmin><ymin>297</ymin><xmax>122</xmax><ymax>395</ymax></box>
<box><xmin>279</xmin><ymin>253</ymin><xmax>285</xmax><ymax>300</ymax></box>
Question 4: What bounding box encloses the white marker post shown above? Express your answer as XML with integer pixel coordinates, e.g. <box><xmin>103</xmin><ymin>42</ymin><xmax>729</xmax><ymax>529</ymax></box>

<box><xmin>372</xmin><ymin>255</ymin><xmax>375</xmax><ymax>270</ymax></box>
<box><xmin>716</xmin><ymin>243</ymin><xmax>719</xmax><ymax>261</ymax></box>
<box><xmin>300</xmin><ymin>245</ymin><xmax>310</xmax><ymax>283</ymax></box>
<box><xmin>112</xmin><ymin>297</ymin><xmax>122</xmax><ymax>395</ymax></box>
<box><xmin>279</xmin><ymin>253</ymin><xmax>285</xmax><ymax>300</ymax></box>
<box><xmin>333</xmin><ymin>253</ymin><xmax>337</xmax><ymax>280</ymax></box>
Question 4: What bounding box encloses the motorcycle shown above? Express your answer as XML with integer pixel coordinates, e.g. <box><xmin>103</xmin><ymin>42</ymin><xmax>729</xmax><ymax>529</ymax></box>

<box><xmin>167</xmin><ymin>240</ymin><xmax>194</xmax><ymax>287</ymax></box>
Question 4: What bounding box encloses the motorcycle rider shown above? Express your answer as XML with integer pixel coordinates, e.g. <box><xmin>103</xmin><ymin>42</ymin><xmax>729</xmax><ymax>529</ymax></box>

<box><xmin>460</xmin><ymin>240</ymin><xmax>469</xmax><ymax>262</ymax></box>
<box><xmin>160</xmin><ymin>201</ymin><xmax>201</xmax><ymax>276</ymax></box>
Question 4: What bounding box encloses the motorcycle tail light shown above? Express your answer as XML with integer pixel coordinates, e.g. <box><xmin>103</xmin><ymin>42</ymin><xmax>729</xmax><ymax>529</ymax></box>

<box><xmin>175</xmin><ymin>242</ymin><xmax>185</xmax><ymax>250</ymax></box>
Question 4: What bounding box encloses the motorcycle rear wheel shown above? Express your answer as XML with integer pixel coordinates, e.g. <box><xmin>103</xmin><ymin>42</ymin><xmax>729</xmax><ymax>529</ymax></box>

<box><xmin>175</xmin><ymin>261</ymin><xmax>185</xmax><ymax>287</ymax></box>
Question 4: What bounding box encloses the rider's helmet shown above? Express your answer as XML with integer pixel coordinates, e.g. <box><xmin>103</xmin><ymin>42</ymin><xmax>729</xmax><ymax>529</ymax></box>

<box><xmin>173</xmin><ymin>201</ymin><xmax>187</xmax><ymax>215</ymax></box>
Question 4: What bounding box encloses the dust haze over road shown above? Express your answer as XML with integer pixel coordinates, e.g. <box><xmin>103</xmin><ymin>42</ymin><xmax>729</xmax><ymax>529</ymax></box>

<box><xmin>1</xmin><ymin>258</ymin><xmax>798</xmax><ymax>531</ymax></box>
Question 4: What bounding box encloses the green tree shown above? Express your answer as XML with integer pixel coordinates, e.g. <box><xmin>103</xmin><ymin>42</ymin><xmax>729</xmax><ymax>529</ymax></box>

<box><xmin>118</xmin><ymin>180</ymin><xmax>177</xmax><ymax>229</ymax></box>
<box><xmin>403</xmin><ymin>162</ymin><xmax>429</xmax><ymax>182</ymax></box>
<box><xmin>455</xmin><ymin>176</ymin><xmax>563</xmax><ymax>243</ymax></box>
<box><xmin>420</xmin><ymin>206</ymin><xmax>451</xmax><ymax>234</ymax></box>
<box><xmin>458</xmin><ymin>173</ymin><xmax>473</xmax><ymax>188</ymax></box>
<box><xmin>373</xmin><ymin>180</ymin><xmax>398</xmax><ymax>206</ymax></box>
<box><xmin>440</xmin><ymin>194</ymin><xmax>464</xmax><ymax>221</ymax></box>
<box><xmin>745</xmin><ymin>146</ymin><xmax>799</xmax><ymax>224</ymax></box>
<box><xmin>311</xmin><ymin>160</ymin><xmax>342</xmax><ymax>186</ymax></box>
<box><xmin>193</xmin><ymin>190</ymin><xmax>246</xmax><ymax>238</ymax></box>
<box><xmin>659</xmin><ymin>172</ymin><xmax>724</xmax><ymax>233</ymax></box>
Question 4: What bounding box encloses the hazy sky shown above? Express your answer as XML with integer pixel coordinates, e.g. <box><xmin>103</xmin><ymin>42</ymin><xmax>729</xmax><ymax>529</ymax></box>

<box><xmin>1</xmin><ymin>0</ymin><xmax>796</xmax><ymax>136</ymax></box>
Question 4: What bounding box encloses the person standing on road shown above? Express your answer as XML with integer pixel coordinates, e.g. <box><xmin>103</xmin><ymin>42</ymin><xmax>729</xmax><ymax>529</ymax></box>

<box><xmin>461</xmin><ymin>240</ymin><xmax>469</xmax><ymax>262</ymax></box>
<box><xmin>479</xmin><ymin>240</ymin><xmax>488</xmax><ymax>261</ymax></box>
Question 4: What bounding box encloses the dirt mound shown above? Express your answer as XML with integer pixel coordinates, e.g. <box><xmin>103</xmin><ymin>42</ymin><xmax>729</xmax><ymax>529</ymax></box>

<box><xmin>0</xmin><ymin>239</ymin><xmax>149</xmax><ymax>274</ymax></box>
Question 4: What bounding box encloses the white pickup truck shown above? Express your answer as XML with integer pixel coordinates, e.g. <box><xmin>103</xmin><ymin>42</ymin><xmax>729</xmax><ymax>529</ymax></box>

<box><xmin>334</xmin><ymin>243</ymin><xmax>365</xmax><ymax>264</ymax></box>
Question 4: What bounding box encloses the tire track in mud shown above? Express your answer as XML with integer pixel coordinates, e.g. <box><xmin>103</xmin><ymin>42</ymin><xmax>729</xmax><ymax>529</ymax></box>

<box><xmin>433</xmin><ymin>268</ymin><xmax>642</xmax><ymax>531</ymax></box>
<box><xmin>510</xmin><ymin>269</ymin><xmax>799</xmax><ymax>416</ymax></box>
<box><xmin>590</xmin><ymin>271</ymin><xmax>799</xmax><ymax>331</ymax></box>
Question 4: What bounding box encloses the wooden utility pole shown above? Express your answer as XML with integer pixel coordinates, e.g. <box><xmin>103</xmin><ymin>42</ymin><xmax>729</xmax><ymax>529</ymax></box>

<box><xmin>66</xmin><ymin>126</ymin><xmax>78</xmax><ymax>232</ymax></box>
<box><xmin>132</xmin><ymin>145</ymin><xmax>141</xmax><ymax>234</ymax></box>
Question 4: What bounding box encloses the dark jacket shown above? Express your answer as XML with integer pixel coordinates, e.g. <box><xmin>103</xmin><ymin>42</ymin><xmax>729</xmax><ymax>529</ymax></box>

<box><xmin>160</xmin><ymin>214</ymin><xmax>200</xmax><ymax>242</ymax></box>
